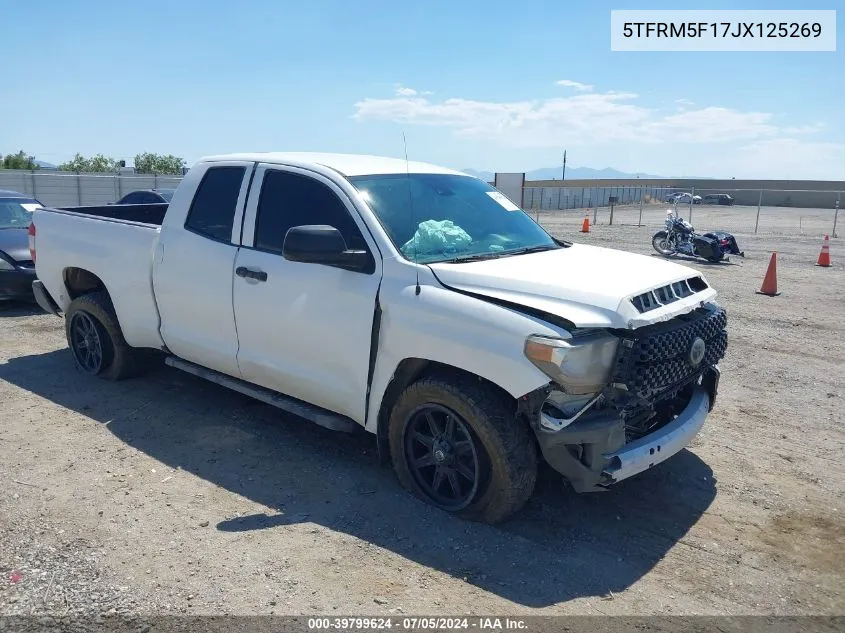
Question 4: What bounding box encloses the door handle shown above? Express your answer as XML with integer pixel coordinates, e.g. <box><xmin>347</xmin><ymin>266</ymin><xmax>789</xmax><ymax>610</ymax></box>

<box><xmin>236</xmin><ymin>266</ymin><xmax>268</xmax><ymax>282</ymax></box>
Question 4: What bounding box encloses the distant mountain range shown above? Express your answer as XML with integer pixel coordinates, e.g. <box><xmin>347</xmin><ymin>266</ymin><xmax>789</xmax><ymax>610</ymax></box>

<box><xmin>463</xmin><ymin>166</ymin><xmax>665</xmax><ymax>181</ymax></box>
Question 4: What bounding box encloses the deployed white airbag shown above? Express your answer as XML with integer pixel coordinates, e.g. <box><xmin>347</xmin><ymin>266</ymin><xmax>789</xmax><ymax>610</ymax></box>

<box><xmin>401</xmin><ymin>220</ymin><xmax>472</xmax><ymax>258</ymax></box>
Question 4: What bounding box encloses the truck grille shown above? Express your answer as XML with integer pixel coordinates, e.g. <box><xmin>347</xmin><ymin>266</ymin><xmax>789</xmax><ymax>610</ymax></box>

<box><xmin>610</xmin><ymin>305</ymin><xmax>727</xmax><ymax>402</ymax></box>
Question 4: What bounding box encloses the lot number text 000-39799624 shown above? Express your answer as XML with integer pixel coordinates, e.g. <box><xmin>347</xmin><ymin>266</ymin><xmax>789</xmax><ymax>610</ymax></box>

<box><xmin>610</xmin><ymin>10</ymin><xmax>836</xmax><ymax>51</ymax></box>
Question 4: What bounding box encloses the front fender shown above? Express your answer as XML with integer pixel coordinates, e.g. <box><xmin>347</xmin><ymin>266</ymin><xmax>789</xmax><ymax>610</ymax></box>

<box><xmin>365</xmin><ymin>277</ymin><xmax>565</xmax><ymax>433</ymax></box>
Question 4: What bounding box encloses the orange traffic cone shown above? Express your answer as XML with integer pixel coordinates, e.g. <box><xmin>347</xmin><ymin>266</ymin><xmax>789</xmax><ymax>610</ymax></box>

<box><xmin>816</xmin><ymin>234</ymin><xmax>831</xmax><ymax>267</ymax></box>
<box><xmin>581</xmin><ymin>212</ymin><xmax>590</xmax><ymax>233</ymax></box>
<box><xmin>757</xmin><ymin>252</ymin><xmax>781</xmax><ymax>296</ymax></box>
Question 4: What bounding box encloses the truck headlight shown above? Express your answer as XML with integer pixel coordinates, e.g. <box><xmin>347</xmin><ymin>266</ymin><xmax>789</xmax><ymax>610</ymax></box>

<box><xmin>524</xmin><ymin>333</ymin><xmax>619</xmax><ymax>395</ymax></box>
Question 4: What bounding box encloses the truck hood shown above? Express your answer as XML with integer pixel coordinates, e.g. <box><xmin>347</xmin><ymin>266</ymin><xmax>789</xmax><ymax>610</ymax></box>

<box><xmin>428</xmin><ymin>243</ymin><xmax>717</xmax><ymax>329</ymax></box>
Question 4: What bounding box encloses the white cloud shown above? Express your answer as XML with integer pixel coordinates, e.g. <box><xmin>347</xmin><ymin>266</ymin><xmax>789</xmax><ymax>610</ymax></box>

<box><xmin>782</xmin><ymin>123</ymin><xmax>825</xmax><ymax>135</ymax></box>
<box><xmin>555</xmin><ymin>79</ymin><xmax>594</xmax><ymax>92</ymax></box>
<box><xmin>674</xmin><ymin>98</ymin><xmax>695</xmax><ymax>111</ymax></box>
<box><xmin>393</xmin><ymin>85</ymin><xmax>432</xmax><ymax>97</ymax></box>
<box><xmin>354</xmin><ymin>88</ymin><xmax>780</xmax><ymax>147</ymax></box>
<box><xmin>645</xmin><ymin>107</ymin><xmax>777</xmax><ymax>142</ymax></box>
<box><xmin>353</xmin><ymin>85</ymin><xmax>842</xmax><ymax>178</ymax></box>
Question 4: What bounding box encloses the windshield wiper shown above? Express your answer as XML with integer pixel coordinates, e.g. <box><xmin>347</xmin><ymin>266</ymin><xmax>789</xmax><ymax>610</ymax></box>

<box><xmin>438</xmin><ymin>244</ymin><xmax>560</xmax><ymax>263</ymax></box>
<box><xmin>439</xmin><ymin>252</ymin><xmax>505</xmax><ymax>263</ymax></box>
<box><xmin>498</xmin><ymin>244</ymin><xmax>560</xmax><ymax>257</ymax></box>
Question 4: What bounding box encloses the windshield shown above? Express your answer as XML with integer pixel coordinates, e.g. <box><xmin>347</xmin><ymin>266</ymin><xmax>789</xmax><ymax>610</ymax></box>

<box><xmin>0</xmin><ymin>199</ymin><xmax>34</xmax><ymax>229</ymax></box>
<box><xmin>348</xmin><ymin>174</ymin><xmax>558</xmax><ymax>264</ymax></box>
<box><xmin>156</xmin><ymin>189</ymin><xmax>175</xmax><ymax>201</ymax></box>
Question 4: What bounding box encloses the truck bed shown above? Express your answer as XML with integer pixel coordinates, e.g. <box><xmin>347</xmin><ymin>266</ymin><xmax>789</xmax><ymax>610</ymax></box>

<box><xmin>56</xmin><ymin>203</ymin><xmax>168</xmax><ymax>226</ymax></box>
<box><xmin>32</xmin><ymin>205</ymin><xmax>165</xmax><ymax>351</ymax></box>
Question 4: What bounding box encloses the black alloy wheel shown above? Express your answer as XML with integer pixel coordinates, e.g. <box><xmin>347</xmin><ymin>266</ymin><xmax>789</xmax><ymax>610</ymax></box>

<box><xmin>403</xmin><ymin>404</ymin><xmax>481</xmax><ymax>511</ymax></box>
<box><xmin>69</xmin><ymin>311</ymin><xmax>110</xmax><ymax>374</ymax></box>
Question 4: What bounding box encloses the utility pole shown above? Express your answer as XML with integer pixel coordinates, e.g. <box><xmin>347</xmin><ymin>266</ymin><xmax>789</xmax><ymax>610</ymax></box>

<box><xmin>561</xmin><ymin>149</ymin><xmax>567</xmax><ymax>182</ymax></box>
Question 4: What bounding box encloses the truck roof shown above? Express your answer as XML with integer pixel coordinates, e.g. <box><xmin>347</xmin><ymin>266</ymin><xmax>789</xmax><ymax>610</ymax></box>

<box><xmin>195</xmin><ymin>152</ymin><xmax>469</xmax><ymax>178</ymax></box>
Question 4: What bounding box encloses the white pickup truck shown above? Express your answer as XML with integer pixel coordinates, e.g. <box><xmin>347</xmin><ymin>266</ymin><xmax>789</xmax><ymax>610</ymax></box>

<box><xmin>30</xmin><ymin>152</ymin><xmax>727</xmax><ymax>523</ymax></box>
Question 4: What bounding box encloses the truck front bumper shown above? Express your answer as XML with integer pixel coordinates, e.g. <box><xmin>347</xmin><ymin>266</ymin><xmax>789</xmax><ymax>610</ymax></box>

<box><xmin>535</xmin><ymin>368</ymin><xmax>718</xmax><ymax>492</ymax></box>
<box><xmin>602</xmin><ymin>388</ymin><xmax>709</xmax><ymax>482</ymax></box>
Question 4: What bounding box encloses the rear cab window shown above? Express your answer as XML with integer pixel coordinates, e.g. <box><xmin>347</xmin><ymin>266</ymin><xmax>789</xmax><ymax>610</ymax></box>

<box><xmin>184</xmin><ymin>166</ymin><xmax>247</xmax><ymax>243</ymax></box>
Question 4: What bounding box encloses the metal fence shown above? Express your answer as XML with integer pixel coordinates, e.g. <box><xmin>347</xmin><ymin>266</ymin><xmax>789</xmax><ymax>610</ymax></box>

<box><xmin>2</xmin><ymin>170</ymin><xmax>839</xmax><ymax>237</ymax></box>
<box><xmin>0</xmin><ymin>170</ymin><xmax>183</xmax><ymax>208</ymax></box>
<box><xmin>522</xmin><ymin>185</ymin><xmax>681</xmax><ymax>210</ymax></box>
<box><xmin>519</xmin><ymin>185</ymin><xmax>841</xmax><ymax>237</ymax></box>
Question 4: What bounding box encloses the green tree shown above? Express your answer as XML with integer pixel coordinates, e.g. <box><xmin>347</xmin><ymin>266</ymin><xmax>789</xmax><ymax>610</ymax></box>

<box><xmin>1</xmin><ymin>150</ymin><xmax>38</xmax><ymax>170</ymax></box>
<box><xmin>133</xmin><ymin>152</ymin><xmax>186</xmax><ymax>175</ymax></box>
<box><xmin>58</xmin><ymin>154</ymin><xmax>83</xmax><ymax>173</ymax></box>
<box><xmin>58</xmin><ymin>153</ymin><xmax>122</xmax><ymax>173</ymax></box>
<box><xmin>58</xmin><ymin>153</ymin><xmax>91</xmax><ymax>173</ymax></box>
<box><xmin>88</xmin><ymin>154</ymin><xmax>121</xmax><ymax>172</ymax></box>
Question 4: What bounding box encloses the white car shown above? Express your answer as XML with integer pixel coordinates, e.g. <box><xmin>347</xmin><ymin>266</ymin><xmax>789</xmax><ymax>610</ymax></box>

<box><xmin>672</xmin><ymin>192</ymin><xmax>702</xmax><ymax>205</ymax></box>
<box><xmin>29</xmin><ymin>152</ymin><xmax>727</xmax><ymax>523</ymax></box>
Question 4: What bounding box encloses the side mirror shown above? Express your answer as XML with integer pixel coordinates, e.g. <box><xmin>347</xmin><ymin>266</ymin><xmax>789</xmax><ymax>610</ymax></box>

<box><xmin>283</xmin><ymin>225</ymin><xmax>371</xmax><ymax>272</ymax></box>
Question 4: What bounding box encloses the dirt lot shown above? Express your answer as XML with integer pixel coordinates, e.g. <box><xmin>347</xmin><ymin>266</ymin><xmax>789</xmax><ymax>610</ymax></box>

<box><xmin>1</xmin><ymin>214</ymin><xmax>843</xmax><ymax>617</ymax></box>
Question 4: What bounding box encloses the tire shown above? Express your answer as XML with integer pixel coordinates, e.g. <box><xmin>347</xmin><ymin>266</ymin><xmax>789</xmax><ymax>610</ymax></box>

<box><xmin>64</xmin><ymin>291</ymin><xmax>150</xmax><ymax>380</ymax></box>
<box><xmin>652</xmin><ymin>230</ymin><xmax>675</xmax><ymax>256</ymax></box>
<box><xmin>388</xmin><ymin>375</ymin><xmax>538</xmax><ymax>524</ymax></box>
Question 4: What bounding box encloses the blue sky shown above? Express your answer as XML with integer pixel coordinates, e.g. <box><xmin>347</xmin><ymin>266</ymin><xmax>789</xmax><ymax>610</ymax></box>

<box><xmin>2</xmin><ymin>0</ymin><xmax>842</xmax><ymax>179</ymax></box>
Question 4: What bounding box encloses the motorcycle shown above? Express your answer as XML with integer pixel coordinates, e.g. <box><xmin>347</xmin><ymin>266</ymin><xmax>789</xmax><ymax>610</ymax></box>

<box><xmin>652</xmin><ymin>208</ymin><xmax>744</xmax><ymax>263</ymax></box>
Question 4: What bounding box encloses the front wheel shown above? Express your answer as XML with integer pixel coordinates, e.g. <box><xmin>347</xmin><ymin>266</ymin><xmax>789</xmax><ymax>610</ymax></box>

<box><xmin>388</xmin><ymin>376</ymin><xmax>538</xmax><ymax>524</ymax></box>
<box><xmin>652</xmin><ymin>231</ymin><xmax>675</xmax><ymax>256</ymax></box>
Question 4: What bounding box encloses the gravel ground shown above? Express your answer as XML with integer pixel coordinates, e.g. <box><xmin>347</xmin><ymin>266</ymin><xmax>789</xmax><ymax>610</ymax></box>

<box><xmin>1</xmin><ymin>216</ymin><xmax>843</xmax><ymax>618</ymax></box>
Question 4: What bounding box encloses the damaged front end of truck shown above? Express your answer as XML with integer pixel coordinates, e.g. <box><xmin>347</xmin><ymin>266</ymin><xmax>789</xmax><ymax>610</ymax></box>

<box><xmin>520</xmin><ymin>302</ymin><xmax>727</xmax><ymax>492</ymax></box>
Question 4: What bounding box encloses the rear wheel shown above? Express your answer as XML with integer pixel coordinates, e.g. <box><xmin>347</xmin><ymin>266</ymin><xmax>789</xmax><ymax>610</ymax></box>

<box><xmin>388</xmin><ymin>375</ymin><xmax>537</xmax><ymax>524</ymax></box>
<box><xmin>652</xmin><ymin>230</ymin><xmax>675</xmax><ymax>256</ymax></box>
<box><xmin>65</xmin><ymin>291</ymin><xmax>151</xmax><ymax>380</ymax></box>
<box><xmin>68</xmin><ymin>311</ymin><xmax>111</xmax><ymax>375</ymax></box>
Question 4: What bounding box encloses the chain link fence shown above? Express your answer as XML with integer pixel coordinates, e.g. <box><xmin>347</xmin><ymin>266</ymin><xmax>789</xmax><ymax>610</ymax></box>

<box><xmin>520</xmin><ymin>185</ymin><xmax>841</xmax><ymax>237</ymax></box>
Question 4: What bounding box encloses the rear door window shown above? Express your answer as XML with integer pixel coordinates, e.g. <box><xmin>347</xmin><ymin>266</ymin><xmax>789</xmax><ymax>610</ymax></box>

<box><xmin>184</xmin><ymin>166</ymin><xmax>246</xmax><ymax>243</ymax></box>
